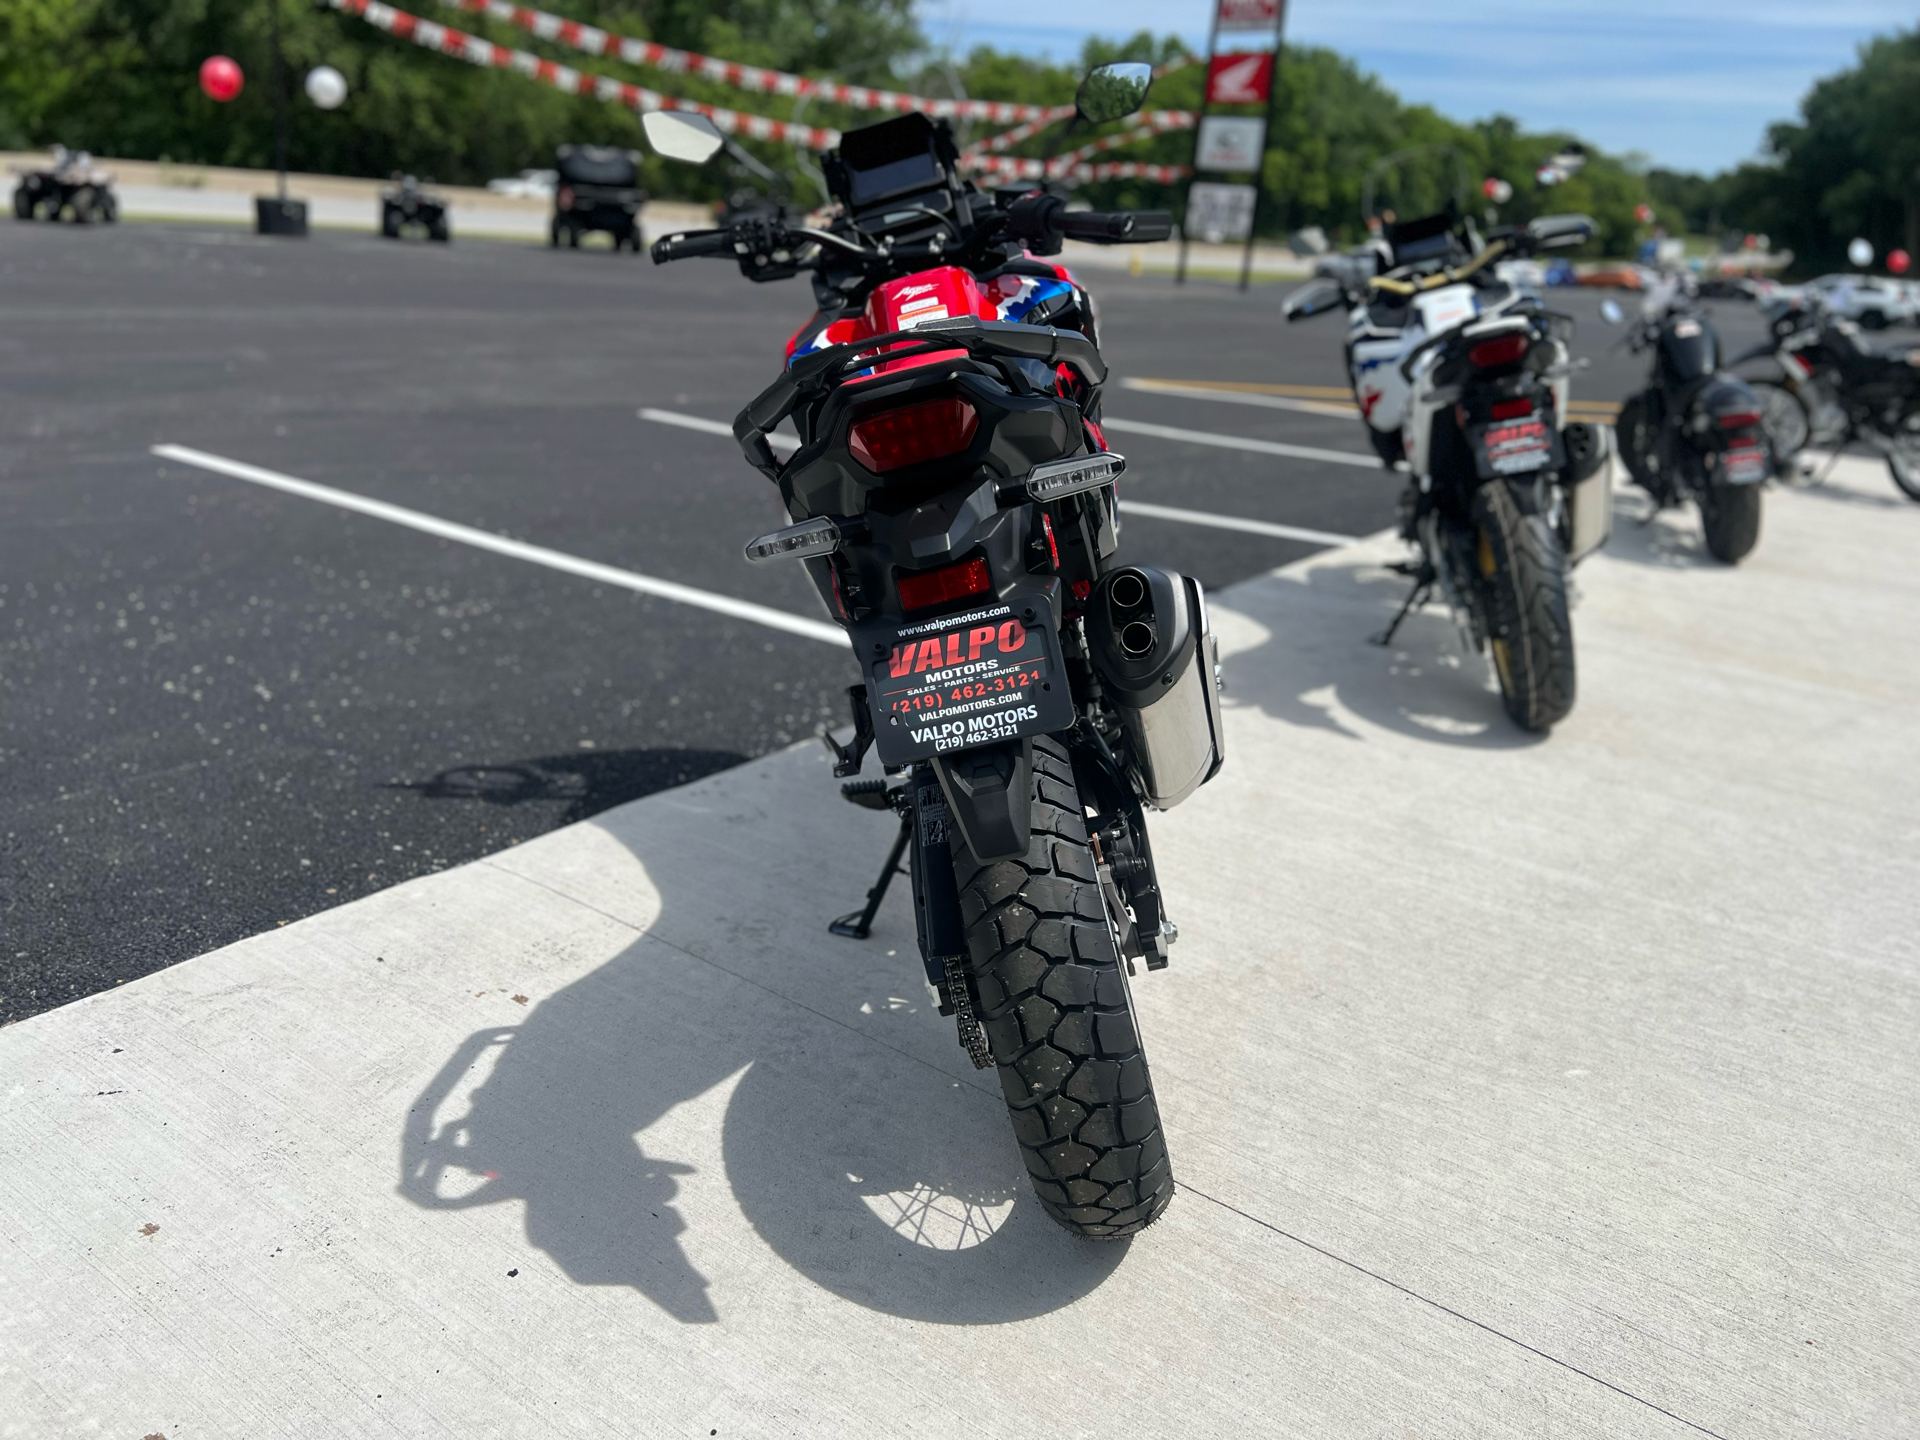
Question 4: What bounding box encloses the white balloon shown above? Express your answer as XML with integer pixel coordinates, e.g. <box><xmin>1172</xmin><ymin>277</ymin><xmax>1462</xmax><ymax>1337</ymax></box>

<box><xmin>1848</xmin><ymin>236</ymin><xmax>1874</xmax><ymax>267</ymax></box>
<box><xmin>305</xmin><ymin>65</ymin><xmax>347</xmax><ymax>111</ymax></box>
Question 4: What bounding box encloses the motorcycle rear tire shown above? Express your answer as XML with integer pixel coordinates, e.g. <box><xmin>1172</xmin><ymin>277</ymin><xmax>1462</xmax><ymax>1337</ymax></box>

<box><xmin>1750</xmin><ymin>381</ymin><xmax>1809</xmax><ymax>465</ymax></box>
<box><xmin>1886</xmin><ymin>436</ymin><xmax>1920</xmax><ymax>503</ymax></box>
<box><xmin>1473</xmin><ymin>482</ymin><xmax>1576</xmax><ymax>732</ymax></box>
<box><xmin>1614</xmin><ymin>393</ymin><xmax>1655</xmax><ymax>491</ymax></box>
<box><xmin>950</xmin><ymin>734</ymin><xmax>1173</xmax><ymax>1240</ymax></box>
<box><xmin>1700</xmin><ymin>483</ymin><xmax>1762</xmax><ymax>563</ymax></box>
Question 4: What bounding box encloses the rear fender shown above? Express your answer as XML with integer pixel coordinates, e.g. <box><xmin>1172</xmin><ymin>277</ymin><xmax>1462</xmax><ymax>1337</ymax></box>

<box><xmin>932</xmin><ymin>739</ymin><xmax>1033</xmax><ymax>864</ymax></box>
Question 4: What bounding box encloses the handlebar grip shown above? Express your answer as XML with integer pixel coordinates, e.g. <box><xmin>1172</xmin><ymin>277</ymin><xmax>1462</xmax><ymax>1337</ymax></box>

<box><xmin>649</xmin><ymin>229</ymin><xmax>733</xmax><ymax>264</ymax></box>
<box><xmin>1056</xmin><ymin>210</ymin><xmax>1173</xmax><ymax>244</ymax></box>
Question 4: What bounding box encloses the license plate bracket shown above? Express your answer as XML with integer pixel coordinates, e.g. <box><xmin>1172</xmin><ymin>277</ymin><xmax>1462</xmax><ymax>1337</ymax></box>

<box><xmin>1470</xmin><ymin>416</ymin><xmax>1560</xmax><ymax>477</ymax></box>
<box><xmin>867</xmin><ymin>602</ymin><xmax>1074</xmax><ymax>767</ymax></box>
<box><xmin>1721</xmin><ymin>445</ymin><xmax>1769</xmax><ymax>484</ymax></box>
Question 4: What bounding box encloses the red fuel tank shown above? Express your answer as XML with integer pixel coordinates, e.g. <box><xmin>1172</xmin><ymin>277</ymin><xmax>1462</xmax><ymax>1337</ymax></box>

<box><xmin>864</xmin><ymin>267</ymin><xmax>997</xmax><ymax>375</ymax></box>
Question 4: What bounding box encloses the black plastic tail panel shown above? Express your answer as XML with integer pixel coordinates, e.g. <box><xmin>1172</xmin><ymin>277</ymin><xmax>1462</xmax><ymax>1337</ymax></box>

<box><xmin>932</xmin><ymin>739</ymin><xmax>1033</xmax><ymax>864</ymax></box>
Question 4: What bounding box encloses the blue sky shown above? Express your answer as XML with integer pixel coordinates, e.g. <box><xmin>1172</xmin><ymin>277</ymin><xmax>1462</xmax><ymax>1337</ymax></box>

<box><xmin>913</xmin><ymin>1</ymin><xmax>1915</xmax><ymax>174</ymax></box>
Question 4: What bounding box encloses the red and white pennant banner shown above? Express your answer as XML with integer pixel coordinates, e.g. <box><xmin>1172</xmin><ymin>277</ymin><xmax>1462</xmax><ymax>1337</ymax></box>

<box><xmin>965</xmin><ymin>155</ymin><xmax>1192</xmax><ymax>184</ymax></box>
<box><xmin>327</xmin><ymin>0</ymin><xmax>844</xmax><ymax>146</ymax></box>
<box><xmin>434</xmin><ymin>0</ymin><xmax>1078</xmax><ymax>122</ymax></box>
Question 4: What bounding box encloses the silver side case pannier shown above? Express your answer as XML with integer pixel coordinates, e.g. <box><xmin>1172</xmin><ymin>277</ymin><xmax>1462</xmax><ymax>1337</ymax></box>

<box><xmin>1085</xmin><ymin>566</ymin><xmax>1225</xmax><ymax>809</ymax></box>
<box><xmin>1558</xmin><ymin>420</ymin><xmax>1616</xmax><ymax>564</ymax></box>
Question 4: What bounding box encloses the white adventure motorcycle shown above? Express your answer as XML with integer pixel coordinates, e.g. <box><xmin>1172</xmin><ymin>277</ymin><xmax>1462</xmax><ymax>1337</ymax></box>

<box><xmin>1286</xmin><ymin>209</ymin><xmax>1615</xmax><ymax>732</ymax></box>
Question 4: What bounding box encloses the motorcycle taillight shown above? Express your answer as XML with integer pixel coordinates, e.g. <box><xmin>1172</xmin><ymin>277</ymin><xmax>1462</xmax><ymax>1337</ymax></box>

<box><xmin>1489</xmin><ymin>397</ymin><xmax>1534</xmax><ymax>420</ymax></box>
<box><xmin>897</xmin><ymin>556</ymin><xmax>991</xmax><ymax>612</ymax></box>
<box><xmin>849</xmin><ymin>397</ymin><xmax>979</xmax><ymax>474</ymax></box>
<box><xmin>1716</xmin><ymin>411</ymin><xmax>1761</xmax><ymax>430</ymax></box>
<box><xmin>1468</xmin><ymin>334</ymin><xmax>1529</xmax><ymax>369</ymax></box>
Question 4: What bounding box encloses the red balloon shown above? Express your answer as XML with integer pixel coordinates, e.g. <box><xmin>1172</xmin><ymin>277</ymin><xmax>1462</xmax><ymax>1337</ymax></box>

<box><xmin>200</xmin><ymin>55</ymin><xmax>244</xmax><ymax>103</ymax></box>
<box><xmin>1890</xmin><ymin>249</ymin><xmax>1912</xmax><ymax>275</ymax></box>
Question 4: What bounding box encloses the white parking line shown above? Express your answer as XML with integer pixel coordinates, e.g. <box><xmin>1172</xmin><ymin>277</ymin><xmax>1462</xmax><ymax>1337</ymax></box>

<box><xmin>150</xmin><ymin>444</ymin><xmax>850</xmax><ymax>648</ymax></box>
<box><xmin>1118</xmin><ymin>501</ymin><xmax>1358</xmax><ymax>546</ymax></box>
<box><xmin>1099</xmin><ymin>417</ymin><xmax>1388</xmax><ymax>470</ymax></box>
<box><xmin>639</xmin><ymin>407</ymin><xmax>801</xmax><ymax>453</ymax></box>
<box><xmin>1120</xmin><ymin>377</ymin><xmax>1359</xmax><ymax>418</ymax></box>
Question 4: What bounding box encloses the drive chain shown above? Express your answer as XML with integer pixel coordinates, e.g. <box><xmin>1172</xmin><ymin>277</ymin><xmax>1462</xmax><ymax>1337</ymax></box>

<box><xmin>942</xmin><ymin>952</ymin><xmax>995</xmax><ymax>1069</ymax></box>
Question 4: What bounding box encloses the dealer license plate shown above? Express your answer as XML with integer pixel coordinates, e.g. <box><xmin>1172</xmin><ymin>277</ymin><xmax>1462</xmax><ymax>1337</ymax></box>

<box><xmin>1722</xmin><ymin>444</ymin><xmax>1769</xmax><ymax>484</ymax></box>
<box><xmin>1471</xmin><ymin>417</ymin><xmax>1555</xmax><ymax>476</ymax></box>
<box><xmin>869</xmin><ymin>601</ymin><xmax>1074</xmax><ymax>766</ymax></box>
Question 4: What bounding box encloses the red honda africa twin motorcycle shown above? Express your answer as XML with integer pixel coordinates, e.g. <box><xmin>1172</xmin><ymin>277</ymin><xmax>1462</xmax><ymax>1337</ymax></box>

<box><xmin>642</xmin><ymin>65</ymin><xmax>1224</xmax><ymax>1239</ymax></box>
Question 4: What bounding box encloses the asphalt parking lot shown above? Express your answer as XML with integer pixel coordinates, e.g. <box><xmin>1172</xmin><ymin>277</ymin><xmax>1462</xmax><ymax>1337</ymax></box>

<box><xmin>0</xmin><ymin>222</ymin><xmax>1767</xmax><ymax>1022</ymax></box>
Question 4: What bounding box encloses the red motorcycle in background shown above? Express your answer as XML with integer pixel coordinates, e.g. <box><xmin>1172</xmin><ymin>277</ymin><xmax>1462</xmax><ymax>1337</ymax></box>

<box><xmin>643</xmin><ymin>63</ymin><xmax>1224</xmax><ymax>1239</ymax></box>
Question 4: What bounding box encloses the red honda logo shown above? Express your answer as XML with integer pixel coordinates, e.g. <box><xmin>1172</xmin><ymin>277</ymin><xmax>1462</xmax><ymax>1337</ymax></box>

<box><xmin>1206</xmin><ymin>52</ymin><xmax>1274</xmax><ymax>106</ymax></box>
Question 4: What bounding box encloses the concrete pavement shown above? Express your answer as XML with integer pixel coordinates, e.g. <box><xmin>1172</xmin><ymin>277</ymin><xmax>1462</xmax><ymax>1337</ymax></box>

<box><xmin>3</xmin><ymin>458</ymin><xmax>1917</xmax><ymax>1437</ymax></box>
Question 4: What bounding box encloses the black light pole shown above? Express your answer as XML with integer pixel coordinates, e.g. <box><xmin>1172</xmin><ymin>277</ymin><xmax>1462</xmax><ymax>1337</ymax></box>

<box><xmin>1174</xmin><ymin>4</ymin><xmax>1223</xmax><ymax>286</ymax></box>
<box><xmin>1236</xmin><ymin>4</ymin><xmax>1288</xmax><ymax>293</ymax></box>
<box><xmin>271</xmin><ymin>0</ymin><xmax>289</xmax><ymax>201</ymax></box>
<box><xmin>254</xmin><ymin>0</ymin><xmax>308</xmax><ymax>235</ymax></box>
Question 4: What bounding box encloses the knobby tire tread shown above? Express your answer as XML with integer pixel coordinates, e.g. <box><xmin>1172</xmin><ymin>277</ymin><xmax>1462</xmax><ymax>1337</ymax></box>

<box><xmin>950</xmin><ymin>735</ymin><xmax>1172</xmax><ymax>1239</ymax></box>
<box><xmin>1475</xmin><ymin>483</ymin><xmax>1576</xmax><ymax>732</ymax></box>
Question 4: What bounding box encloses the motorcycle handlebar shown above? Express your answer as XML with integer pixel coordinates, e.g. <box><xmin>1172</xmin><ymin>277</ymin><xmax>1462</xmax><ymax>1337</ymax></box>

<box><xmin>1056</xmin><ymin>209</ymin><xmax>1174</xmax><ymax>245</ymax></box>
<box><xmin>650</xmin><ymin>229</ymin><xmax>733</xmax><ymax>263</ymax></box>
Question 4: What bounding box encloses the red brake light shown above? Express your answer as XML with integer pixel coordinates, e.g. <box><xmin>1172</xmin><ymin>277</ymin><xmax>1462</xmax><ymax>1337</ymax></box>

<box><xmin>1468</xmin><ymin>334</ymin><xmax>1530</xmax><ymax>369</ymax></box>
<box><xmin>849</xmin><ymin>396</ymin><xmax>979</xmax><ymax>474</ymax></box>
<box><xmin>1489</xmin><ymin>397</ymin><xmax>1534</xmax><ymax>420</ymax></box>
<box><xmin>1716</xmin><ymin>411</ymin><xmax>1760</xmax><ymax>430</ymax></box>
<box><xmin>897</xmin><ymin>556</ymin><xmax>991</xmax><ymax>612</ymax></box>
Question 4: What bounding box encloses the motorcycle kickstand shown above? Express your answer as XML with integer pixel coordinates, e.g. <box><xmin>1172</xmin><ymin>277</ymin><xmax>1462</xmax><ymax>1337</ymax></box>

<box><xmin>829</xmin><ymin>809</ymin><xmax>912</xmax><ymax>940</ymax></box>
<box><xmin>1808</xmin><ymin>446</ymin><xmax>1845</xmax><ymax>487</ymax></box>
<box><xmin>1371</xmin><ymin>570</ymin><xmax>1433</xmax><ymax>647</ymax></box>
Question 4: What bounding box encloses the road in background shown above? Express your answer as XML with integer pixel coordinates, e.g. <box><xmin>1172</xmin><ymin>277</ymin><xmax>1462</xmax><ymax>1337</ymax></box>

<box><xmin>0</xmin><ymin>222</ymin><xmax>1781</xmax><ymax>1022</ymax></box>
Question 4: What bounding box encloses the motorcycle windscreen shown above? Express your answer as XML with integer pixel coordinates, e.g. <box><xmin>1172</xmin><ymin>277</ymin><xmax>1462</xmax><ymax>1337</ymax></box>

<box><xmin>1467</xmin><ymin>416</ymin><xmax>1565</xmax><ymax>478</ymax></box>
<box><xmin>868</xmin><ymin>603</ymin><xmax>1075</xmax><ymax>766</ymax></box>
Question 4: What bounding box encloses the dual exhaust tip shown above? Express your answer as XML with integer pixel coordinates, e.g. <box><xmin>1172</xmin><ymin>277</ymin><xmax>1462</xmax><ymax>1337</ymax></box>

<box><xmin>1109</xmin><ymin>569</ymin><xmax>1158</xmax><ymax>658</ymax></box>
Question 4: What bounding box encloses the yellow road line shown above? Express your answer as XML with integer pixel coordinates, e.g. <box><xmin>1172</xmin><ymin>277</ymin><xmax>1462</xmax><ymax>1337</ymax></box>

<box><xmin>1131</xmin><ymin>376</ymin><xmax>1620</xmax><ymax>421</ymax></box>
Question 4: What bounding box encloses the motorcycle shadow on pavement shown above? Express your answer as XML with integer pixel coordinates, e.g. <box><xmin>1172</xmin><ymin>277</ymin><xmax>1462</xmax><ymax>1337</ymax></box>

<box><xmin>395</xmin><ymin>753</ymin><xmax>1127</xmax><ymax>1326</ymax></box>
<box><xmin>1600</xmin><ymin>490</ymin><xmax>1721</xmax><ymax>568</ymax></box>
<box><xmin>1218</xmin><ymin>556</ymin><xmax>1545</xmax><ymax>749</ymax></box>
<box><xmin>387</xmin><ymin>747</ymin><xmax>749</xmax><ymax>826</ymax></box>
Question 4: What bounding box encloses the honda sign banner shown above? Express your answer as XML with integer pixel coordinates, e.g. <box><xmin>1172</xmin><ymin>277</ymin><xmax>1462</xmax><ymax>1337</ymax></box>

<box><xmin>1205</xmin><ymin>52</ymin><xmax>1275</xmax><ymax>106</ymax></box>
<box><xmin>1179</xmin><ymin>0</ymin><xmax>1288</xmax><ymax>289</ymax></box>
<box><xmin>1215</xmin><ymin>0</ymin><xmax>1282</xmax><ymax>35</ymax></box>
<box><xmin>1188</xmin><ymin>182</ymin><xmax>1257</xmax><ymax>243</ymax></box>
<box><xmin>1196</xmin><ymin>116</ymin><xmax>1268</xmax><ymax>173</ymax></box>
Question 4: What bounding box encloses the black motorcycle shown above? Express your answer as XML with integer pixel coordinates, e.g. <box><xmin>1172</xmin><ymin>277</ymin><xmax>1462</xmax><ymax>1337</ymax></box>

<box><xmin>1610</xmin><ymin>279</ymin><xmax>1773</xmax><ymax>562</ymax></box>
<box><xmin>643</xmin><ymin>65</ymin><xmax>1223</xmax><ymax>1240</ymax></box>
<box><xmin>1732</xmin><ymin>296</ymin><xmax>1920</xmax><ymax>503</ymax></box>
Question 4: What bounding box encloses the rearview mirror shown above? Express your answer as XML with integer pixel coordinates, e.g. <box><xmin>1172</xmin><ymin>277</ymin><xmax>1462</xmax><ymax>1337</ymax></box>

<box><xmin>643</xmin><ymin>110</ymin><xmax>726</xmax><ymax>165</ymax></box>
<box><xmin>1599</xmin><ymin>299</ymin><xmax>1625</xmax><ymax>324</ymax></box>
<box><xmin>1284</xmin><ymin>278</ymin><xmax>1345</xmax><ymax>321</ymax></box>
<box><xmin>1076</xmin><ymin>62</ymin><xmax>1153</xmax><ymax>126</ymax></box>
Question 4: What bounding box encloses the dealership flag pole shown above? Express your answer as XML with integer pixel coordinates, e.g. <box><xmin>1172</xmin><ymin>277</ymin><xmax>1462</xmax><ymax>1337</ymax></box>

<box><xmin>1238</xmin><ymin>2</ymin><xmax>1287</xmax><ymax>292</ymax></box>
<box><xmin>1174</xmin><ymin>0</ymin><xmax>1223</xmax><ymax>286</ymax></box>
